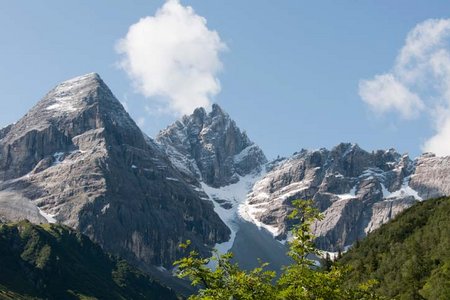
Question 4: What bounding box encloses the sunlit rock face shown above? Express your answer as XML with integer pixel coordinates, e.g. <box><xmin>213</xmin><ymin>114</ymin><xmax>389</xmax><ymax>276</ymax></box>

<box><xmin>241</xmin><ymin>143</ymin><xmax>450</xmax><ymax>251</ymax></box>
<box><xmin>0</xmin><ymin>73</ymin><xmax>230</xmax><ymax>269</ymax></box>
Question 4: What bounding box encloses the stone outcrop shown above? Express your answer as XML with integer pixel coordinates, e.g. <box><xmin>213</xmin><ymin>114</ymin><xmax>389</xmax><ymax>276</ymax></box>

<box><xmin>410</xmin><ymin>153</ymin><xmax>450</xmax><ymax>199</ymax></box>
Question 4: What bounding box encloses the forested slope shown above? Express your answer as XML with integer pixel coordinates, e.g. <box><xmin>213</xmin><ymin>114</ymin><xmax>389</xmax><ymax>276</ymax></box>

<box><xmin>340</xmin><ymin>197</ymin><xmax>450</xmax><ymax>299</ymax></box>
<box><xmin>0</xmin><ymin>220</ymin><xmax>178</xmax><ymax>300</ymax></box>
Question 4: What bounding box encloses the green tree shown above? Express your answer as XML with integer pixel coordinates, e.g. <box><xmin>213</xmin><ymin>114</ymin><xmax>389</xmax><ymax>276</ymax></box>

<box><xmin>339</xmin><ymin>197</ymin><xmax>450</xmax><ymax>299</ymax></box>
<box><xmin>277</xmin><ymin>200</ymin><xmax>381</xmax><ymax>300</ymax></box>
<box><xmin>420</xmin><ymin>260</ymin><xmax>450</xmax><ymax>299</ymax></box>
<box><xmin>174</xmin><ymin>199</ymin><xmax>382</xmax><ymax>300</ymax></box>
<box><xmin>174</xmin><ymin>241</ymin><xmax>276</xmax><ymax>300</ymax></box>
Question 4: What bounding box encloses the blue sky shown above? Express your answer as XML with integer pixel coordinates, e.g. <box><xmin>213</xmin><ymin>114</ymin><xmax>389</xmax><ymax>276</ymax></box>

<box><xmin>1</xmin><ymin>1</ymin><xmax>449</xmax><ymax>159</ymax></box>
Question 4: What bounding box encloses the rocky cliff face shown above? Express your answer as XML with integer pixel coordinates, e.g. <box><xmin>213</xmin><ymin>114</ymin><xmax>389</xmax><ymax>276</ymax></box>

<box><xmin>240</xmin><ymin>143</ymin><xmax>450</xmax><ymax>251</ymax></box>
<box><xmin>0</xmin><ymin>73</ymin><xmax>230</xmax><ymax>269</ymax></box>
<box><xmin>157</xmin><ymin>104</ymin><xmax>267</xmax><ymax>188</ymax></box>
<box><xmin>410</xmin><ymin>153</ymin><xmax>450</xmax><ymax>199</ymax></box>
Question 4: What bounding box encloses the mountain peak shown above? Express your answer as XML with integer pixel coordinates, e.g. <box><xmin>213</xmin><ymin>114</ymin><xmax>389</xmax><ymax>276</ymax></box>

<box><xmin>0</xmin><ymin>73</ymin><xmax>132</xmax><ymax>140</ymax></box>
<box><xmin>63</xmin><ymin>72</ymin><xmax>101</xmax><ymax>83</ymax></box>
<box><xmin>0</xmin><ymin>73</ymin><xmax>140</xmax><ymax>179</ymax></box>
<box><xmin>42</xmin><ymin>73</ymin><xmax>118</xmax><ymax>114</ymax></box>
<box><xmin>211</xmin><ymin>103</ymin><xmax>225</xmax><ymax>115</ymax></box>
<box><xmin>157</xmin><ymin>104</ymin><xmax>267</xmax><ymax>187</ymax></box>
<box><xmin>188</xmin><ymin>104</ymin><xmax>227</xmax><ymax>123</ymax></box>
<box><xmin>0</xmin><ymin>74</ymin><xmax>230</xmax><ymax>272</ymax></box>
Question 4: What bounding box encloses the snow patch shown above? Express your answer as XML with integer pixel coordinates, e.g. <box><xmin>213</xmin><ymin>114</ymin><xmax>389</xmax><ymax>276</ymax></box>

<box><xmin>52</xmin><ymin>152</ymin><xmax>65</xmax><ymax>165</ymax></box>
<box><xmin>383</xmin><ymin>176</ymin><xmax>423</xmax><ymax>201</ymax></box>
<box><xmin>166</xmin><ymin>177</ymin><xmax>180</xmax><ymax>182</ymax></box>
<box><xmin>46</xmin><ymin>102</ymin><xmax>78</xmax><ymax>112</ymax></box>
<box><xmin>101</xmin><ymin>203</ymin><xmax>110</xmax><ymax>214</ymax></box>
<box><xmin>239</xmin><ymin>178</ymin><xmax>311</xmax><ymax>237</ymax></box>
<box><xmin>51</xmin><ymin>150</ymin><xmax>85</xmax><ymax>167</ymax></box>
<box><xmin>337</xmin><ymin>185</ymin><xmax>357</xmax><ymax>200</ymax></box>
<box><xmin>201</xmin><ymin>172</ymin><xmax>264</xmax><ymax>254</ymax></box>
<box><xmin>46</xmin><ymin>73</ymin><xmax>98</xmax><ymax>113</ymax></box>
<box><xmin>38</xmin><ymin>207</ymin><xmax>57</xmax><ymax>223</ymax></box>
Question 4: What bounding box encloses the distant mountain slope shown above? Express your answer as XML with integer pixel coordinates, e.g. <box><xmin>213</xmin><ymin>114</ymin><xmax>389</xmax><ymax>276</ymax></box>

<box><xmin>240</xmin><ymin>144</ymin><xmax>450</xmax><ymax>252</ymax></box>
<box><xmin>0</xmin><ymin>220</ymin><xmax>178</xmax><ymax>300</ymax></box>
<box><xmin>339</xmin><ymin>197</ymin><xmax>450</xmax><ymax>299</ymax></box>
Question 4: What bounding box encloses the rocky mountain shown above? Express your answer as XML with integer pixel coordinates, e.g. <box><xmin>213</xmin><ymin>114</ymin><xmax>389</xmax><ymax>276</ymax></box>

<box><xmin>1</xmin><ymin>72</ymin><xmax>450</xmax><ymax>294</ymax></box>
<box><xmin>240</xmin><ymin>143</ymin><xmax>450</xmax><ymax>252</ymax></box>
<box><xmin>157</xmin><ymin>104</ymin><xmax>273</xmax><ymax>262</ymax></box>
<box><xmin>0</xmin><ymin>73</ymin><xmax>230</xmax><ymax>274</ymax></box>
<box><xmin>156</xmin><ymin>104</ymin><xmax>267</xmax><ymax>188</ymax></box>
<box><xmin>0</xmin><ymin>220</ymin><xmax>178</xmax><ymax>300</ymax></box>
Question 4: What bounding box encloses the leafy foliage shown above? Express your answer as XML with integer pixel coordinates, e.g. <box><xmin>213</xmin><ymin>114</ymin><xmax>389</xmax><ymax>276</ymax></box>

<box><xmin>175</xmin><ymin>240</ymin><xmax>276</xmax><ymax>300</ymax></box>
<box><xmin>340</xmin><ymin>197</ymin><xmax>450</xmax><ymax>299</ymax></box>
<box><xmin>0</xmin><ymin>220</ymin><xmax>178</xmax><ymax>300</ymax></box>
<box><xmin>175</xmin><ymin>199</ymin><xmax>383</xmax><ymax>300</ymax></box>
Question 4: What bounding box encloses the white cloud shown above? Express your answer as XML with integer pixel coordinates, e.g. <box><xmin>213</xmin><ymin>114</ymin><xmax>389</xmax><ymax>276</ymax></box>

<box><xmin>359</xmin><ymin>73</ymin><xmax>423</xmax><ymax>119</ymax></box>
<box><xmin>423</xmin><ymin>111</ymin><xmax>450</xmax><ymax>156</ymax></box>
<box><xmin>396</xmin><ymin>19</ymin><xmax>450</xmax><ymax>82</ymax></box>
<box><xmin>359</xmin><ymin>18</ymin><xmax>450</xmax><ymax>156</ymax></box>
<box><xmin>116</xmin><ymin>0</ymin><xmax>226</xmax><ymax>116</ymax></box>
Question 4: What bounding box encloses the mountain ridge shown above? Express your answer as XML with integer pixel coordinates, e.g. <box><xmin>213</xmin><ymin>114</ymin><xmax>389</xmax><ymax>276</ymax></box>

<box><xmin>1</xmin><ymin>73</ymin><xmax>450</xmax><ymax>294</ymax></box>
<box><xmin>240</xmin><ymin>142</ymin><xmax>450</xmax><ymax>251</ymax></box>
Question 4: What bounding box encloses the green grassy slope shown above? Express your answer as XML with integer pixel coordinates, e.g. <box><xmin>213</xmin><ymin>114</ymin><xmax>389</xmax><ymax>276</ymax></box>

<box><xmin>0</xmin><ymin>220</ymin><xmax>178</xmax><ymax>300</ymax></box>
<box><xmin>339</xmin><ymin>197</ymin><xmax>450</xmax><ymax>300</ymax></box>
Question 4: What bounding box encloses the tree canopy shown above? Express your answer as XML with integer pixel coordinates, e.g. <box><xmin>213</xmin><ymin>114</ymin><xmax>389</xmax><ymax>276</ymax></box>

<box><xmin>174</xmin><ymin>200</ymin><xmax>383</xmax><ymax>300</ymax></box>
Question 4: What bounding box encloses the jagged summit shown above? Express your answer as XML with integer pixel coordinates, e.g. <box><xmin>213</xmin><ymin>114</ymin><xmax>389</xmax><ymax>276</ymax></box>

<box><xmin>185</xmin><ymin>103</ymin><xmax>226</xmax><ymax>117</ymax></box>
<box><xmin>157</xmin><ymin>103</ymin><xmax>267</xmax><ymax>187</ymax></box>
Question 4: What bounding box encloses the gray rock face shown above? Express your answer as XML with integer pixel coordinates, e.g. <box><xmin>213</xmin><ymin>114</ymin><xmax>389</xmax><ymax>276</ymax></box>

<box><xmin>0</xmin><ymin>73</ymin><xmax>230</xmax><ymax>268</ymax></box>
<box><xmin>241</xmin><ymin>143</ymin><xmax>450</xmax><ymax>251</ymax></box>
<box><xmin>157</xmin><ymin>104</ymin><xmax>267</xmax><ymax>188</ymax></box>
<box><xmin>410</xmin><ymin>153</ymin><xmax>450</xmax><ymax>199</ymax></box>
